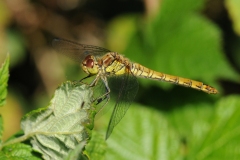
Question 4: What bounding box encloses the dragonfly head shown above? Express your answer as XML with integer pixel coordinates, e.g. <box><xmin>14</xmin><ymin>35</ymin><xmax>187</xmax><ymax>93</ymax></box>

<box><xmin>82</xmin><ymin>55</ymin><xmax>99</xmax><ymax>75</ymax></box>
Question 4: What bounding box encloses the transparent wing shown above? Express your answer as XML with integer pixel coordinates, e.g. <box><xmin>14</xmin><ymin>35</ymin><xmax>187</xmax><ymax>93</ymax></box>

<box><xmin>105</xmin><ymin>72</ymin><xmax>139</xmax><ymax>139</ymax></box>
<box><xmin>52</xmin><ymin>38</ymin><xmax>111</xmax><ymax>63</ymax></box>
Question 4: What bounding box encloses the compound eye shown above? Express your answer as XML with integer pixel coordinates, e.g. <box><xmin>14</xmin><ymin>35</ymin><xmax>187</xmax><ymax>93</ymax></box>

<box><xmin>86</xmin><ymin>58</ymin><xmax>94</xmax><ymax>68</ymax></box>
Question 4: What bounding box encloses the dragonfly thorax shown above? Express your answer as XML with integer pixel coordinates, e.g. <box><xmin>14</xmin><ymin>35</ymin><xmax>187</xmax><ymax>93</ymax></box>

<box><xmin>101</xmin><ymin>52</ymin><xmax>131</xmax><ymax>75</ymax></box>
<box><xmin>81</xmin><ymin>55</ymin><xmax>99</xmax><ymax>75</ymax></box>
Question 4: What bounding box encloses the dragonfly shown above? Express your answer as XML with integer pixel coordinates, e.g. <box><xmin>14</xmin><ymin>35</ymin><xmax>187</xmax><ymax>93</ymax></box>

<box><xmin>52</xmin><ymin>38</ymin><xmax>218</xmax><ymax>139</ymax></box>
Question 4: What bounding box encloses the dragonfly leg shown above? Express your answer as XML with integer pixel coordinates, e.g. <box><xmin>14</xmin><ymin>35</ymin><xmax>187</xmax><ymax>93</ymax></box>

<box><xmin>89</xmin><ymin>73</ymin><xmax>102</xmax><ymax>87</ymax></box>
<box><xmin>75</xmin><ymin>75</ymin><xmax>93</xmax><ymax>85</ymax></box>
<box><xmin>74</xmin><ymin>74</ymin><xmax>98</xmax><ymax>86</ymax></box>
<box><xmin>93</xmin><ymin>76</ymin><xmax>111</xmax><ymax>111</ymax></box>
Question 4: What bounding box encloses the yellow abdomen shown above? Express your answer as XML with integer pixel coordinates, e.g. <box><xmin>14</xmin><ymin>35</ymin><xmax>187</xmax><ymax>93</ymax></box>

<box><xmin>131</xmin><ymin>62</ymin><xmax>218</xmax><ymax>94</ymax></box>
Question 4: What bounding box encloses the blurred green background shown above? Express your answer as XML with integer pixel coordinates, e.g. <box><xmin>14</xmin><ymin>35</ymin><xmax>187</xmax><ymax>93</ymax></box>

<box><xmin>0</xmin><ymin>0</ymin><xmax>240</xmax><ymax>159</ymax></box>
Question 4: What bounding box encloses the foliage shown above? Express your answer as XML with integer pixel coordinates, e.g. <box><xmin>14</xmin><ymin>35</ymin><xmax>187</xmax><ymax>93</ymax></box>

<box><xmin>0</xmin><ymin>55</ymin><xmax>9</xmax><ymax>145</ymax></box>
<box><xmin>102</xmin><ymin>0</ymin><xmax>240</xmax><ymax>159</ymax></box>
<box><xmin>0</xmin><ymin>59</ymin><xmax>98</xmax><ymax>160</ymax></box>
<box><xmin>226</xmin><ymin>0</ymin><xmax>240</xmax><ymax>36</ymax></box>
<box><xmin>1</xmin><ymin>0</ymin><xmax>240</xmax><ymax>159</ymax></box>
<box><xmin>0</xmin><ymin>55</ymin><xmax>9</xmax><ymax>107</ymax></box>
<box><xmin>103</xmin><ymin>96</ymin><xmax>240</xmax><ymax>160</ymax></box>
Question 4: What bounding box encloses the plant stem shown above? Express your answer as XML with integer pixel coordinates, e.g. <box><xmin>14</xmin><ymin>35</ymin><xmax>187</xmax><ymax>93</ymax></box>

<box><xmin>0</xmin><ymin>134</ymin><xmax>29</xmax><ymax>150</ymax></box>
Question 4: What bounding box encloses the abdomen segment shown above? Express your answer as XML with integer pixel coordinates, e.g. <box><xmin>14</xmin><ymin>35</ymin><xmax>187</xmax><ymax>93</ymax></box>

<box><xmin>131</xmin><ymin>62</ymin><xmax>218</xmax><ymax>94</ymax></box>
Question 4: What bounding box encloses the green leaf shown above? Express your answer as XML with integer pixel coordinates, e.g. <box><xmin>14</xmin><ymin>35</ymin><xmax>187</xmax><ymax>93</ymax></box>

<box><xmin>0</xmin><ymin>116</ymin><xmax>3</xmax><ymax>143</ymax></box>
<box><xmin>106</xmin><ymin>15</ymin><xmax>139</xmax><ymax>53</ymax></box>
<box><xmin>102</xmin><ymin>96</ymin><xmax>240</xmax><ymax>159</ymax></box>
<box><xmin>167</xmin><ymin>95</ymin><xmax>240</xmax><ymax>159</ymax></box>
<box><xmin>189</xmin><ymin>96</ymin><xmax>240</xmax><ymax>159</ymax></box>
<box><xmin>107</xmin><ymin>0</ymin><xmax>239</xmax><ymax>91</ymax></box>
<box><xmin>85</xmin><ymin>131</ymin><xmax>107</xmax><ymax>160</ymax></box>
<box><xmin>167</xmin><ymin>103</ymin><xmax>214</xmax><ymax>145</ymax></box>
<box><xmin>0</xmin><ymin>55</ymin><xmax>9</xmax><ymax>107</ymax></box>
<box><xmin>225</xmin><ymin>0</ymin><xmax>240</xmax><ymax>35</ymax></box>
<box><xmin>64</xmin><ymin>141</ymin><xmax>88</xmax><ymax>160</ymax></box>
<box><xmin>146</xmin><ymin>0</ymin><xmax>238</xmax><ymax>86</ymax></box>
<box><xmin>0</xmin><ymin>143</ymin><xmax>41</xmax><ymax>160</ymax></box>
<box><xmin>104</xmin><ymin>103</ymin><xmax>182</xmax><ymax>160</ymax></box>
<box><xmin>21</xmin><ymin>82</ymin><xmax>95</xmax><ymax>160</ymax></box>
<box><xmin>147</xmin><ymin>0</ymin><xmax>238</xmax><ymax>84</ymax></box>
